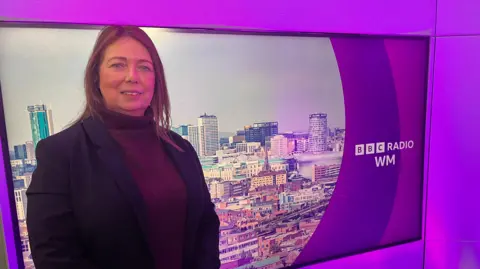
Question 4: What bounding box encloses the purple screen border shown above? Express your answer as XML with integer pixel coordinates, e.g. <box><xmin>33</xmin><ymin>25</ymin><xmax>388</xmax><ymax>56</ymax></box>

<box><xmin>294</xmin><ymin>36</ymin><xmax>429</xmax><ymax>267</ymax></box>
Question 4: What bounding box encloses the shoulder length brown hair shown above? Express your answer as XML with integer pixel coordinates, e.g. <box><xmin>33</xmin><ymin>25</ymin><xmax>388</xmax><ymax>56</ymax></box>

<box><xmin>74</xmin><ymin>25</ymin><xmax>180</xmax><ymax>150</ymax></box>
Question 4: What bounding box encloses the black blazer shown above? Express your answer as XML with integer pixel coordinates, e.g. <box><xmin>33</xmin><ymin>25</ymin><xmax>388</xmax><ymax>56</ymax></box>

<box><xmin>26</xmin><ymin>116</ymin><xmax>220</xmax><ymax>269</ymax></box>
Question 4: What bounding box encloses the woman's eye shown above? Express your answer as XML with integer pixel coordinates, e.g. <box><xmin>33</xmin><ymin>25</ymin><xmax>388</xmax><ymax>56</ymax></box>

<box><xmin>138</xmin><ymin>65</ymin><xmax>152</xmax><ymax>72</ymax></box>
<box><xmin>110</xmin><ymin>63</ymin><xmax>125</xmax><ymax>68</ymax></box>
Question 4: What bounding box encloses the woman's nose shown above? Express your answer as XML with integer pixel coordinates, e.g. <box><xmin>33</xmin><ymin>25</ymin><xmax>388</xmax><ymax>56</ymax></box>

<box><xmin>125</xmin><ymin>66</ymin><xmax>139</xmax><ymax>83</ymax></box>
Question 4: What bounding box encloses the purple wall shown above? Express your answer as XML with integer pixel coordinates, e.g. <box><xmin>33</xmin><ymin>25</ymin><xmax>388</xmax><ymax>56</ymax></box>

<box><xmin>1</xmin><ymin>0</ymin><xmax>479</xmax><ymax>269</ymax></box>
<box><xmin>424</xmin><ymin>35</ymin><xmax>480</xmax><ymax>269</ymax></box>
<box><xmin>436</xmin><ymin>0</ymin><xmax>480</xmax><ymax>36</ymax></box>
<box><xmin>425</xmin><ymin>0</ymin><xmax>480</xmax><ymax>268</ymax></box>
<box><xmin>0</xmin><ymin>0</ymin><xmax>434</xmax><ymax>35</ymax></box>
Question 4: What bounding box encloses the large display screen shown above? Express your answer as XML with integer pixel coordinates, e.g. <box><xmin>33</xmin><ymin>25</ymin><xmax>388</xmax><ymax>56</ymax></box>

<box><xmin>0</xmin><ymin>25</ymin><xmax>429</xmax><ymax>269</ymax></box>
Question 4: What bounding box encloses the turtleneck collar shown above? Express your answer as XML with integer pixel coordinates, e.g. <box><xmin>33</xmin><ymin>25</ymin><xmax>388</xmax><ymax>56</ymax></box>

<box><xmin>98</xmin><ymin>106</ymin><xmax>155</xmax><ymax>130</ymax></box>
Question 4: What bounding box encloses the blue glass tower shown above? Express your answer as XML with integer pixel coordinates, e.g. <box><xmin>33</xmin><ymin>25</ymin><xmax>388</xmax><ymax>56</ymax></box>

<box><xmin>27</xmin><ymin>105</ymin><xmax>51</xmax><ymax>149</ymax></box>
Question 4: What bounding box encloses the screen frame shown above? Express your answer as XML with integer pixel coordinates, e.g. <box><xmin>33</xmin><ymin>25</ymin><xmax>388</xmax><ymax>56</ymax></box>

<box><xmin>0</xmin><ymin>21</ymin><xmax>432</xmax><ymax>269</ymax></box>
<box><xmin>0</xmin><ymin>77</ymin><xmax>24</xmax><ymax>269</ymax></box>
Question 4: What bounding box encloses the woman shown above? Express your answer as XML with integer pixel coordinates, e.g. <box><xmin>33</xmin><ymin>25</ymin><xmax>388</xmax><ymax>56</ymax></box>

<box><xmin>26</xmin><ymin>25</ymin><xmax>220</xmax><ymax>269</ymax></box>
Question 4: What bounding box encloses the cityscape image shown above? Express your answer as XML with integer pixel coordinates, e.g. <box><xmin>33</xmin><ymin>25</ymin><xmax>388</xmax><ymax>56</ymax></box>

<box><xmin>0</xmin><ymin>27</ymin><xmax>345</xmax><ymax>269</ymax></box>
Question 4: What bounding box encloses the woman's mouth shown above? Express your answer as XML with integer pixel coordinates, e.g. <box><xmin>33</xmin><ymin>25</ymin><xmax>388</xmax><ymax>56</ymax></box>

<box><xmin>121</xmin><ymin>91</ymin><xmax>142</xmax><ymax>96</ymax></box>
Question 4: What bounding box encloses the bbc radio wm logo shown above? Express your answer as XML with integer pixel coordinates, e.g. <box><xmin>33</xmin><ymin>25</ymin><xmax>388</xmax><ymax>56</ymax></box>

<box><xmin>355</xmin><ymin>141</ymin><xmax>414</xmax><ymax>167</ymax></box>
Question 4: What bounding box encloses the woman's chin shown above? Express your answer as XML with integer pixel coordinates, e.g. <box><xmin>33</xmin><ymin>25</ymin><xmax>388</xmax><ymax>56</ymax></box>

<box><xmin>118</xmin><ymin>106</ymin><xmax>148</xmax><ymax>116</ymax></box>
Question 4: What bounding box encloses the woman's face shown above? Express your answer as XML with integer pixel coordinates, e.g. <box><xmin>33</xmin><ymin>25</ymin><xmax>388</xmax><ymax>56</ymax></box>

<box><xmin>99</xmin><ymin>36</ymin><xmax>155</xmax><ymax>116</ymax></box>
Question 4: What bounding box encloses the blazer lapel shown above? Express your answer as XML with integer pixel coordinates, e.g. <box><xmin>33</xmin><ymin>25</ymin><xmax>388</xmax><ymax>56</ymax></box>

<box><xmin>81</xmin><ymin>117</ymin><xmax>150</xmax><ymax>244</ymax></box>
<box><xmin>82</xmin><ymin>118</ymin><xmax>203</xmax><ymax>267</ymax></box>
<box><xmin>162</xmin><ymin>138</ymin><xmax>204</xmax><ymax>265</ymax></box>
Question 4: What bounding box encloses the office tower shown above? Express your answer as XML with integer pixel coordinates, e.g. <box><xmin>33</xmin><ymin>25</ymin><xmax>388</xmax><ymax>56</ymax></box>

<box><xmin>236</xmin><ymin>130</ymin><xmax>246</xmax><ymax>136</ymax></box>
<box><xmin>172</xmin><ymin>124</ymin><xmax>189</xmax><ymax>136</ymax></box>
<box><xmin>27</xmin><ymin>104</ymin><xmax>52</xmax><ymax>148</ymax></box>
<box><xmin>14</xmin><ymin>189</ymin><xmax>28</xmax><ymax>221</ymax></box>
<box><xmin>47</xmin><ymin>108</ymin><xmax>54</xmax><ymax>135</ymax></box>
<box><xmin>244</xmin><ymin>122</ymin><xmax>278</xmax><ymax>146</ymax></box>
<box><xmin>25</xmin><ymin>141</ymin><xmax>35</xmax><ymax>160</ymax></box>
<box><xmin>308</xmin><ymin>113</ymin><xmax>328</xmax><ymax>153</ymax></box>
<box><xmin>219</xmin><ymin>137</ymin><xmax>229</xmax><ymax>146</ymax></box>
<box><xmin>13</xmin><ymin>144</ymin><xmax>27</xmax><ymax>160</ymax></box>
<box><xmin>235</xmin><ymin>142</ymin><xmax>248</xmax><ymax>153</ymax></box>
<box><xmin>198</xmin><ymin>114</ymin><xmax>219</xmax><ymax>157</ymax></box>
<box><xmin>270</xmin><ymin>135</ymin><xmax>289</xmax><ymax>157</ymax></box>
<box><xmin>229</xmin><ymin>134</ymin><xmax>245</xmax><ymax>145</ymax></box>
<box><xmin>235</xmin><ymin>142</ymin><xmax>261</xmax><ymax>153</ymax></box>
<box><xmin>187</xmin><ymin>125</ymin><xmax>200</xmax><ymax>154</ymax></box>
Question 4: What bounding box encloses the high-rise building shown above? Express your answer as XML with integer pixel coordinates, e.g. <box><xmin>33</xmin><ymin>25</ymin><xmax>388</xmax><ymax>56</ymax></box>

<box><xmin>334</xmin><ymin>128</ymin><xmax>346</xmax><ymax>138</ymax></box>
<box><xmin>198</xmin><ymin>114</ymin><xmax>219</xmax><ymax>157</ymax></box>
<box><xmin>219</xmin><ymin>137</ymin><xmax>229</xmax><ymax>146</ymax></box>
<box><xmin>308</xmin><ymin>113</ymin><xmax>328</xmax><ymax>153</ymax></box>
<box><xmin>25</xmin><ymin>141</ymin><xmax>35</xmax><ymax>160</ymax></box>
<box><xmin>47</xmin><ymin>108</ymin><xmax>54</xmax><ymax>135</ymax></box>
<box><xmin>270</xmin><ymin>135</ymin><xmax>289</xmax><ymax>157</ymax></box>
<box><xmin>14</xmin><ymin>189</ymin><xmax>28</xmax><ymax>221</ymax></box>
<box><xmin>17</xmin><ymin>174</ymin><xmax>33</xmax><ymax>189</ymax></box>
<box><xmin>293</xmin><ymin>132</ymin><xmax>309</xmax><ymax>152</ymax></box>
<box><xmin>228</xmin><ymin>135</ymin><xmax>245</xmax><ymax>145</ymax></box>
<box><xmin>236</xmin><ymin>130</ymin><xmax>246</xmax><ymax>136</ymax></box>
<box><xmin>27</xmin><ymin>105</ymin><xmax>52</xmax><ymax>148</ymax></box>
<box><xmin>244</xmin><ymin>122</ymin><xmax>278</xmax><ymax>146</ymax></box>
<box><xmin>172</xmin><ymin>125</ymin><xmax>190</xmax><ymax>136</ymax></box>
<box><xmin>13</xmin><ymin>144</ymin><xmax>27</xmax><ymax>160</ymax></box>
<box><xmin>235</xmin><ymin>141</ymin><xmax>261</xmax><ymax>154</ymax></box>
<box><xmin>187</xmin><ymin>125</ymin><xmax>200</xmax><ymax>154</ymax></box>
<box><xmin>279</xmin><ymin>133</ymin><xmax>297</xmax><ymax>153</ymax></box>
<box><xmin>235</xmin><ymin>142</ymin><xmax>248</xmax><ymax>153</ymax></box>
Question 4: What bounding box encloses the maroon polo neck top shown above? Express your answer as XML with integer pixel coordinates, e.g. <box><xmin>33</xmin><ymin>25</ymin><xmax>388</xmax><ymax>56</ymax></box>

<box><xmin>100</xmin><ymin>107</ymin><xmax>187</xmax><ymax>269</ymax></box>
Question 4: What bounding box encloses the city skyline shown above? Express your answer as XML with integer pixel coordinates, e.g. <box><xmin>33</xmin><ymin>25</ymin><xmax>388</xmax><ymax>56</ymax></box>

<box><xmin>8</xmin><ymin>102</ymin><xmax>344</xmax><ymax>268</ymax></box>
<box><xmin>8</xmin><ymin>107</ymin><xmax>343</xmax><ymax>152</ymax></box>
<box><xmin>0</xmin><ymin>27</ymin><xmax>344</xmax><ymax>147</ymax></box>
